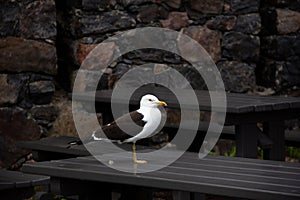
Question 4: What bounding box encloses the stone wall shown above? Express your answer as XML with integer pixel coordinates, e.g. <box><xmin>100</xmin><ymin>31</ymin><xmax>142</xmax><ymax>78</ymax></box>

<box><xmin>0</xmin><ymin>0</ymin><xmax>299</xmax><ymax>167</ymax></box>
<box><xmin>57</xmin><ymin>0</ymin><xmax>263</xmax><ymax>93</ymax></box>
<box><xmin>54</xmin><ymin>0</ymin><xmax>300</xmax><ymax>95</ymax></box>
<box><xmin>0</xmin><ymin>0</ymin><xmax>57</xmax><ymax>168</ymax></box>
<box><xmin>258</xmin><ymin>0</ymin><xmax>300</xmax><ymax>94</ymax></box>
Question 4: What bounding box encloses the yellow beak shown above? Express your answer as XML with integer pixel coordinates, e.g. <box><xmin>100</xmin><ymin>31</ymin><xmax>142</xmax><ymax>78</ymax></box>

<box><xmin>156</xmin><ymin>101</ymin><xmax>167</xmax><ymax>107</ymax></box>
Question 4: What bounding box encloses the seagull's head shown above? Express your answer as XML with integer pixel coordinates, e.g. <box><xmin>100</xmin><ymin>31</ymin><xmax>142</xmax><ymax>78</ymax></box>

<box><xmin>140</xmin><ymin>94</ymin><xmax>167</xmax><ymax>108</ymax></box>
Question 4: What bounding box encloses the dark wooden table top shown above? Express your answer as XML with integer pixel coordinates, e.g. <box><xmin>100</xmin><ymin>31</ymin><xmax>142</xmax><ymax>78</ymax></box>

<box><xmin>0</xmin><ymin>169</ymin><xmax>49</xmax><ymax>190</ymax></box>
<box><xmin>19</xmin><ymin>136</ymin><xmax>89</xmax><ymax>157</ymax></box>
<box><xmin>19</xmin><ymin>136</ymin><xmax>155</xmax><ymax>161</ymax></box>
<box><xmin>23</xmin><ymin>151</ymin><xmax>300</xmax><ymax>200</ymax></box>
<box><xmin>72</xmin><ymin>88</ymin><xmax>300</xmax><ymax>113</ymax></box>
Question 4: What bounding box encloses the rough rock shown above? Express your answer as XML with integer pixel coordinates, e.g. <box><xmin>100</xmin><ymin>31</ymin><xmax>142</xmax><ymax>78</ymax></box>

<box><xmin>19</xmin><ymin>0</ymin><xmax>56</xmax><ymax>39</ymax></box>
<box><xmin>29</xmin><ymin>81</ymin><xmax>55</xmax><ymax>104</ymax></box>
<box><xmin>261</xmin><ymin>35</ymin><xmax>300</xmax><ymax>60</ymax></box>
<box><xmin>160</xmin><ymin>12</ymin><xmax>189</xmax><ymax>30</ymax></box>
<box><xmin>257</xmin><ymin>57</ymin><xmax>278</xmax><ymax>87</ymax></box>
<box><xmin>222</xmin><ymin>32</ymin><xmax>260</xmax><ymax>62</ymax></box>
<box><xmin>173</xmin><ymin>65</ymin><xmax>207</xmax><ymax>90</ymax></box>
<box><xmin>258</xmin><ymin>57</ymin><xmax>300</xmax><ymax>89</ymax></box>
<box><xmin>206</xmin><ymin>16</ymin><xmax>237</xmax><ymax>31</ymax></box>
<box><xmin>289</xmin><ymin>0</ymin><xmax>300</xmax><ymax>12</ymax></box>
<box><xmin>82</xmin><ymin>0</ymin><xmax>111</xmax><ymax>10</ymax></box>
<box><xmin>137</xmin><ymin>4</ymin><xmax>168</xmax><ymax>23</ymax></box>
<box><xmin>0</xmin><ymin>107</ymin><xmax>41</xmax><ymax>168</ymax></box>
<box><xmin>77</xmin><ymin>43</ymin><xmax>97</xmax><ymax>65</ymax></box>
<box><xmin>72</xmin><ymin>69</ymin><xmax>109</xmax><ymax>92</ymax></box>
<box><xmin>108</xmin><ymin>63</ymin><xmax>131</xmax><ymax>88</ymax></box>
<box><xmin>186</xmin><ymin>6</ymin><xmax>212</xmax><ymax>23</ymax></box>
<box><xmin>0</xmin><ymin>1</ymin><xmax>19</xmax><ymax>37</ymax></box>
<box><xmin>217</xmin><ymin>61</ymin><xmax>256</xmax><ymax>92</ymax></box>
<box><xmin>75</xmin><ymin>11</ymin><xmax>136</xmax><ymax>36</ymax></box>
<box><xmin>29</xmin><ymin>81</ymin><xmax>55</xmax><ymax>94</ymax></box>
<box><xmin>158</xmin><ymin>0</ymin><xmax>181</xmax><ymax>9</ymax></box>
<box><xmin>235</xmin><ymin>13</ymin><xmax>261</xmax><ymax>35</ymax></box>
<box><xmin>116</xmin><ymin>0</ymin><xmax>153</xmax><ymax>7</ymax></box>
<box><xmin>188</xmin><ymin>0</ymin><xmax>223</xmax><ymax>14</ymax></box>
<box><xmin>49</xmin><ymin>94</ymin><xmax>78</xmax><ymax>137</ymax></box>
<box><xmin>277</xmin><ymin>57</ymin><xmax>300</xmax><ymax>87</ymax></box>
<box><xmin>181</xmin><ymin>26</ymin><xmax>221</xmax><ymax>62</ymax></box>
<box><xmin>9</xmin><ymin>74</ymin><xmax>32</xmax><ymax>109</ymax></box>
<box><xmin>30</xmin><ymin>105</ymin><xmax>58</xmax><ymax>122</ymax></box>
<box><xmin>0</xmin><ymin>37</ymin><xmax>57</xmax><ymax>75</ymax></box>
<box><xmin>276</xmin><ymin>9</ymin><xmax>300</xmax><ymax>34</ymax></box>
<box><xmin>49</xmin><ymin>91</ymin><xmax>102</xmax><ymax>139</ymax></box>
<box><xmin>262</xmin><ymin>0</ymin><xmax>290</xmax><ymax>6</ymax></box>
<box><xmin>260</xmin><ymin>58</ymin><xmax>300</xmax><ymax>91</ymax></box>
<box><xmin>0</xmin><ymin>74</ymin><xmax>23</xmax><ymax>105</ymax></box>
<box><xmin>78</xmin><ymin>42</ymin><xmax>116</xmax><ymax>69</ymax></box>
<box><xmin>125</xmin><ymin>49</ymin><xmax>165</xmax><ymax>63</ymax></box>
<box><xmin>276</xmin><ymin>36</ymin><xmax>297</xmax><ymax>58</ymax></box>
<box><xmin>226</xmin><ymin>0</ymin><xmax>260</xmax><ymax>14</ymax></box>
<box><xmin>30</xmin><ymin>73</ymin><xmax>54</xmax><ymax>82</ymax></box>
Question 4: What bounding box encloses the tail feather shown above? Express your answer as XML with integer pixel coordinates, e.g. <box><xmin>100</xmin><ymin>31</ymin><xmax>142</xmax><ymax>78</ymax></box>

<box><xmin>67</xmin><ymin>131</ymin><xmax>122</xmax><ymax>148</ymax></box>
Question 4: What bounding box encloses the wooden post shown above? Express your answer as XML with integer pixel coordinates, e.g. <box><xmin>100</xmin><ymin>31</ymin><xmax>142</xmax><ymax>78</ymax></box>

<box><xmin>263</xmin><ymin>120</ymin><xmax>285</xmax><ymax>161</ymax></box>
<box><xmin>235</xmin><ymin>123</ymin><xmax>258</xmax><ymax>158</ymax></box>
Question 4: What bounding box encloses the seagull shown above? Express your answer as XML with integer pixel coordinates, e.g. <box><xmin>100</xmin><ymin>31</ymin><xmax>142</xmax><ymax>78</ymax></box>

<box><xmin>87</xmin><ymin>94</ymin><xmax>167</xmax><ymax>164</ymax></box>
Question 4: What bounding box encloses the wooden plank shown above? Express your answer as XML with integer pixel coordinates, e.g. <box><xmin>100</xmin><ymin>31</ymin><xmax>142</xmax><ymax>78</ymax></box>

<box><xmin>19</xmin><ymin>136</ymin><xmax>155</xmax><ymax>162</ymax></box>
<box><xmin>225</xmin><ymin>93</ymin><xmax>291</xmax><ymax>111</ymax></box>
<box><xmin>19</xmin><ymin>136</ymin><xmax>89</xmax><ymax>157</ymax></box>
<box><xmin>225</xmin><ymin>108</ymin><xmax>300</xmax><ymax>124</ymax></box>
<box><xmin>0</xmin><ymin>181</ymin><xmax>14</xmax><ymax>190</ymax></box>
<box><xmin>72</xmin><ymin>89</ymin><xmax>300</xmax><ymax>114</ymax></box>
<box><xmin>22</xmin><ymin>163</ymin><xmax>300</xmax><ymax>200</ymax></box>
<box><xmin>0</xmin><ymin>169</ymin><xmax>49</xmax><ymax>189</ymax></box>
<box><xmin>63</xmin><ymin>156</ymin><xmax>300</xmax><ymax>183</ymax></box>
<box><xmin>263</xmin><ymin>120</ymin><xmax>285</xmax><ymax>161</ymax></box>
<box><xmin>22</xmin><ymin>154</ymin><xmax>300</xmax><ymax>200</ymax></box>
<box><xmin>77</xmin><ymin>152</ymin><xmax>300</xmax><ymax>176</ymax></box>
<box><xmin>235</xmin><ymin>123</ymin><xmax>258</xmax><ymax>159</ymax></box>
<box><xmin>25</xmin><ymin>158</ymin><xmax>297</xmax><ymax>188</ymax></box>
<box><xmin>204</xmin><ymin>154</ymin><xmax>300</xmax><ymax>168</ymax></box>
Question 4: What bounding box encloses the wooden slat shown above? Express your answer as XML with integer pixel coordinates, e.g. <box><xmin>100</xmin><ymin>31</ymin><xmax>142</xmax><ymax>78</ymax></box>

<box><xmin>19</xmin><ymin>136</ymin><xmax>89</xmax><ymax>156</ymax></box>
<box><xmin>72</xmin><ymin>89</ymin><xmax>300</xmax><ymax>114</ymax></box>
<box><xmin>19</xmin><ymin>136</ymin><xmax>155</xmax><ymax>161</ymax></box>
<box><xmin>23</xmin><ymin>153</ymin><xmax>300</xmax><ymax>200</ymax></box>
<box><xmin>77</xmin><ymin>152</ymin><xmax>300</xmax><ymax>175</ymax></box>
<box><xmin>0</xmin><ymin>169</ymin><xmax>49</xmax><ymax>190</ymax></box>
<box><xmin>69</xmin><ymin>155</ymin><xmax>300</xmax><ymax>182</ymax></box>
<box><xmin>19</xmin><ymin>130</ymin><xmax>300</xmax><ymax>163</ymax></box>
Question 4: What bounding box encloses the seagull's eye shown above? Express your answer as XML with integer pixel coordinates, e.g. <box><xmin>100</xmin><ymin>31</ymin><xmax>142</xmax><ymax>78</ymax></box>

<box><xmin>148</xmin><ymin>99</ymin><xmax>153</xmax><ymax>102</ymax></box>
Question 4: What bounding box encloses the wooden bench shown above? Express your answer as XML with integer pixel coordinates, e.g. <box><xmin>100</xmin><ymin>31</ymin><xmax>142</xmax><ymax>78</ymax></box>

<box><xmin>72</xmin><ymin>89</ymin><xmax>300</xmax><ymax>159</ymax></box>
<box><xmin>165</xmin><ymin>121</ymin><xmax>300</xmax><ymax>150</ymax></box>
<box><xmin>22</xmin><ymin>151</ymin><xmax>300</xmax><ymax>200</ymax></box>
<box><xmin>19</xmin><ymin>136</ymin><xmax>154</xmax><ymax>161</ymax></box>
<box><xmin>0</xmin><ymin>169</ymin><xmax>50</xmax><ymax>200</ymax></box>
<box><xmin>19</xmin><ymin>130</ymin><xmax>300</xmax><ymax>164</ymax></box>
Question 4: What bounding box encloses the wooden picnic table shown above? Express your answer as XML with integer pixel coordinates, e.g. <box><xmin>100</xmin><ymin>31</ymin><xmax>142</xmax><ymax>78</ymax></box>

<box><xmin>72</xmin><ymin>88</ymin><xmax>300</xmax><ymax>161</ymax></box>
<box><xmin>0</xmin><ymin>169</ymin><xmax>50</xmax><ymax>200</ymax></box>
<box><xmin>22</xmin><ymin>151</ymin><xmax>300</xmax><ymax>200</ymax></box>
<box><xmin>19</xmin><ymin>136</ymin><xmax>152</xmax><ymax>161</ymax></box>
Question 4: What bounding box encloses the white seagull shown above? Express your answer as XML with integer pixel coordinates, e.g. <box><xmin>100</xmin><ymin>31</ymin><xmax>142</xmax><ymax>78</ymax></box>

<box><xmin>90</xmin><ymin>94</ymin><xmax>167</xmax><ymax>164</ymax></box>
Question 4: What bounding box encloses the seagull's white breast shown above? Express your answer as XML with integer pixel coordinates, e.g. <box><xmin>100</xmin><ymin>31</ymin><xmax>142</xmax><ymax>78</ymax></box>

<box><xmin>124</xmin><ymin>107</ymin><xmax>162</xmax><ymax>143</ymax></box>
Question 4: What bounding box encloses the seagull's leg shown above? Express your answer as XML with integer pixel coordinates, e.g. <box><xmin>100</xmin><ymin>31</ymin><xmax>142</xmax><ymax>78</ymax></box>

<box><xmin>132</xmin><ymin>143</ymin><xmax>147</xmax><ymax>164</ymax></box>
